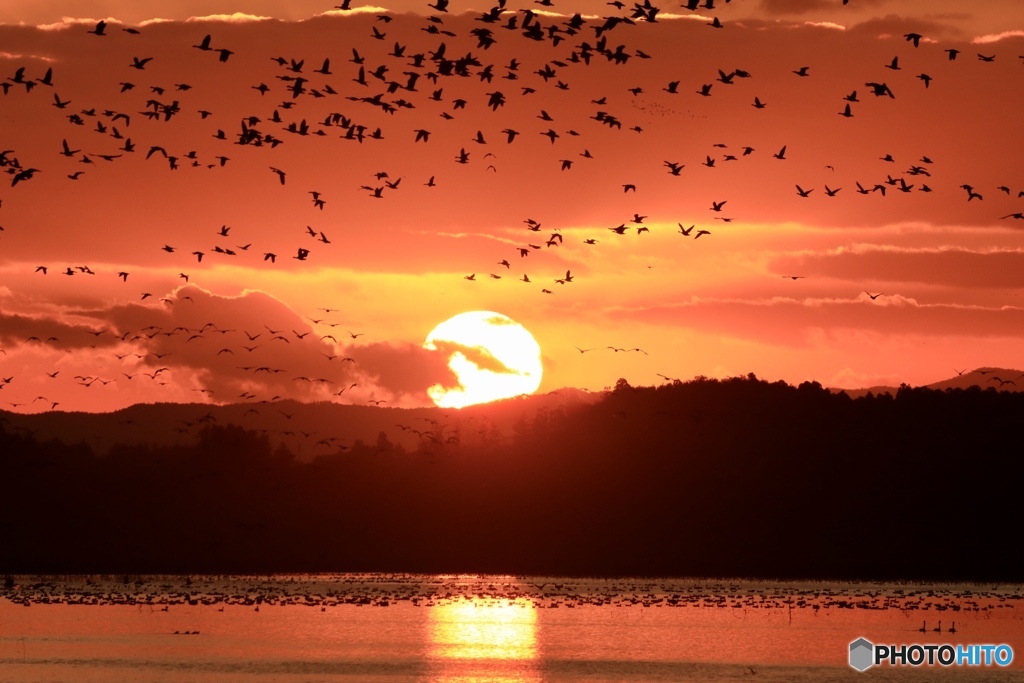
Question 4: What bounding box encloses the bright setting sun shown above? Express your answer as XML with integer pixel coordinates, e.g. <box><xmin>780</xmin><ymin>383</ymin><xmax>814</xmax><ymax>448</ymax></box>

<box><xmin>424</xmin><ymin>311</ymin><xmax>542</xmax><ymax>408</ymax></box>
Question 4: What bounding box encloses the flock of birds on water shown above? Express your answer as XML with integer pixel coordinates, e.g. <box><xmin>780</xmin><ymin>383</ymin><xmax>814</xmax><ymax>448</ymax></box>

<box><xmin>4</xmin><ymin>574</ymin><xmax>1019</xmax><ymax>627</ymax></box>
<box><xmin>2</xmin><ymin>0</ymin><xmax>1024</xmax><ymax>415</ymax></box>
<box><xmin>1</xmin><ymin>572</ymin><xmax>1016</xmax><ymax>664</ymax></box>
<box><xmin>4</xmin><ymin>576</ymin><xmax>1017</xmax><ymax>674</ymax></box>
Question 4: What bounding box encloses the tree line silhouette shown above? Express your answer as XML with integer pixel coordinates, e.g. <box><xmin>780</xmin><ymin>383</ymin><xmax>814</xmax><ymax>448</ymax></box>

<box><xmin>2</xmin><ymin>375</ymin><xmax>1021</xmax><ymax>581</ymax></box>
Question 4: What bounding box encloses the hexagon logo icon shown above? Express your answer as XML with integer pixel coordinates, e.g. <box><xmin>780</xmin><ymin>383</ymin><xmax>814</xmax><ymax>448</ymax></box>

<box><xmin>849</xmin><ymin>637</ymin><xmax>874</xmax><ymax>671</ymax></box>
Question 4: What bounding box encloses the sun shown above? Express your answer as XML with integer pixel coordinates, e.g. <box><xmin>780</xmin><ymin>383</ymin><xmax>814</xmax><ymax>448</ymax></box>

<box><xmin>424</xmin><ymin>311</ymin><xmax>542</xmax><ymax>408</ymax></box>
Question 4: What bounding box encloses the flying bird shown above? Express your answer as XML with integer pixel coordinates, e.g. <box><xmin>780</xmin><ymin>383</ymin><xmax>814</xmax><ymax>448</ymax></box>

<box><xmin>866</xmin><ymin>82</ymin><xmax>895</xmax><ymax>98</ymax></box>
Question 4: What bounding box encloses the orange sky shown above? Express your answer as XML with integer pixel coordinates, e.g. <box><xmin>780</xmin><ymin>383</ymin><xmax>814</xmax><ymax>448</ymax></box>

<box><xmin>1</xmin><ymin>0</ymin><xmax>1023</xmax><ymax>412</ymax></box>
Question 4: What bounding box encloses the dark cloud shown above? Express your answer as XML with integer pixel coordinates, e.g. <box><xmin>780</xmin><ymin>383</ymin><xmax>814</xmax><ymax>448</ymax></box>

<box><xmin>770</xmin><ymin>248</ymin><xmax>1024</xmax><ymax>289</ymax></box>
<box><xmin>846</xmin><ymin>13</ymin><xmax>965</xmax><ymax>39</ymax></box>
<box><xmin>759</xmin><ymin>0</ymin><xmax>835</xmax><ymax>15</ymax></box>
<box><xmin>351</xmin><ymin>341</ymin><xmax>458</xmax><ymax>398</ymax></box>
<box><xmin>0</xmin><ymin>311</ymin><xmax>115</xmax><ymax>349</ymax></box>
<box><xmin>429</xmin><ymin>339</ymin><xmax>520</xmax><ymax>375</ymax></box>
<box><xmin>607</xmin><ymin>296</ymin><xmax>1024</xmax><ymax>345</ymax></box>
<box><xmin>0</xmin><ymin>285</ymin><xmax>457</xmax><ymax>405</ymax></box>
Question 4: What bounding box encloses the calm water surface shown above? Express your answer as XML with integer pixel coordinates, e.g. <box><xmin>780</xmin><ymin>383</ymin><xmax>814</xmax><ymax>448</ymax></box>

<box><xmin>1</xmin><ymin>574</ymin><xmax>1022</xmax><ymax>682</ymax></box>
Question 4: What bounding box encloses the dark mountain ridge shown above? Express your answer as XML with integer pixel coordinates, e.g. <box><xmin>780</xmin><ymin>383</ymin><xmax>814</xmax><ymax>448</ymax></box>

<box><xmin>2</xmin><ymin>375</ymin><xmax>1020</xmax><ymax>581</ymax></box>
<box><xmin>0</xmin><ymin>386</ymin><xmax>601</xmax><ymax>458</ymax></box>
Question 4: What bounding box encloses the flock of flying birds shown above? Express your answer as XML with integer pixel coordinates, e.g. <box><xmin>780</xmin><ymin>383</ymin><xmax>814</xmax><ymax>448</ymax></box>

<box><xmin>2</xmin><ymin>0</ymin><xmax>1024</xmax><ymax>413</ymax></box>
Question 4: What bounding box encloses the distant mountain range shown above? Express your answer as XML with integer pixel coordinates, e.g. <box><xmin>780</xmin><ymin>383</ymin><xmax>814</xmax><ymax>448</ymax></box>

<box><xmin>830</xmin><ymin>367</ymin><xmax>1023</xmax><ymax>398</ymax></box>
<box><xmin>0</xmin><ymin>386</ymin><xmax>601</xmax><ymax>458</ymax></box>
<box><xmin>2</xmin><ymin>370</ymin><xmax>1020</xmax><ymax>456</ymax></box>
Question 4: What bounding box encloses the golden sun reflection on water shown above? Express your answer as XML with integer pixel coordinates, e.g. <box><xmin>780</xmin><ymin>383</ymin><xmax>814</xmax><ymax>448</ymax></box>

<box><xmin>427</xmin><ymin>598</ymin><xmax>540</xmax><ymax>682</ymax></box>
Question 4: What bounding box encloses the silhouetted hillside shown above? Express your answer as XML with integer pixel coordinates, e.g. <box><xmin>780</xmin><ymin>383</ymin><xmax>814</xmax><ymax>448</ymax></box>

<box><xmin>832</xmin><ymin>367</ymin><xmax>1023</xmax><ymax>398</ymax></box>
<box><xmin>2</xmin><ymin>375</ymin><xmax>1021</xmax><ymax>581</ymax></box>
<box><xmin>0</xmin><ymin>387</ymin><xmax>601</xmax><ymax>458</ymax></box>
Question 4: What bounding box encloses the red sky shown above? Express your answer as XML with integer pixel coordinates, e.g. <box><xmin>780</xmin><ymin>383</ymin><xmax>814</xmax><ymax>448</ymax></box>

<box><xmin>1</xmin><ymin>0</ymin><xmax>1023</xmax><ymax>412</ymax></box>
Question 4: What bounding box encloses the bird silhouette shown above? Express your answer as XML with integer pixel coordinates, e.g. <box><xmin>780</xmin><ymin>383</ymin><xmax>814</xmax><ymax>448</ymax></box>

<box><xmin>866</xmin><ymin>82</ymin><xmax>895</xmax><ymax>98</ymax></box>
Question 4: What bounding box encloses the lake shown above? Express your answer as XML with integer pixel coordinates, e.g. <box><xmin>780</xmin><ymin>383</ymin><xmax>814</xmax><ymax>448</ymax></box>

<box><xmin>1</xmin><ymin>574</ymin><xmax>1022</xmax><ymax>682</ymax></box>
